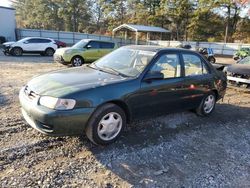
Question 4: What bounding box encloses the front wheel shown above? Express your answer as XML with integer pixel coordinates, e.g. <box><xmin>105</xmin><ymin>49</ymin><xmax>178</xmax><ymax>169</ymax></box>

<box><xmin>85</xmin><ymin>103</ymin><xmax>126</xmax><ymax>145</ymax></box>
<box><xmin>196</xmin><ymin>93</ymin><xmax>216</xmax><ymax>116</ymax></box>
<box><xmin>71</xmin><ymin>56</ymin><xmax>84</xmax><ymax>67</ymax></box>
<box><xmin>12</xmin><ymin>47</ymin><xmax>23</xmax><ymax>56</ymax></box>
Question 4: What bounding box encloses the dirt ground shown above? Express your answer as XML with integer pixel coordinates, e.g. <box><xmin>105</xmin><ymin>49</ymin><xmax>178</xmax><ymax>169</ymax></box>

<box><xmin>0</xmin><ymin>53</ymin><xmax>250</xmax><ymax>187</ymax></box>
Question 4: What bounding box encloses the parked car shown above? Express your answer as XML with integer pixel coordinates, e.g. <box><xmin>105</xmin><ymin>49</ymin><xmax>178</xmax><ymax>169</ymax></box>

<box><xmin>198</xmin><ymin>47</ymin><xmax>216</xmax><ymax>64</ymax></box>
<box><xmin>55</xmin><ymin>40</ymin><xmax>67</xmax><ymax>48</ymax></box>
<box><xmin>224</xmin><ymin>56</ymin><xmax>250</xmax><ymax>88</ymax></box>
<box><xmin>2</xmin><ymin>37</ymin><xmax>58</xmax><ymax>56</ymax></box>
<box><xmin>233</xmin><ymin>47</ymin><xmax>250</xmax><ymax>61</ymax></box>
<box><xmin>54</xmin><ymin>39</ymin><xmax>116</xmax><ymax>66</ymax></box>
<box><xmin>19</xmin><ymin>46</ymin><xmax>227</xmax><ymax>145</ymax></box>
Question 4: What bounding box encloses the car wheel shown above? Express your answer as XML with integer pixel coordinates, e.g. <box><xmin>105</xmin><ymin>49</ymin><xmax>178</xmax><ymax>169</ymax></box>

<box><xmin>12</xmin><ymin>47</ymin><xmax>23</xmax><ymax>56</ymax></box>
<box><xmin>233</xmin><ymin>56</ymin><xmax>239</xmax><ymax>61</ymax></box>
<box><xmin>196</xmin><ymin>92</ymin><xmax>216</xmax><ymax>116</ymax></box>
<box><xmin>86</xmin><ymin>103</ymin><xmax>126</xmax><ymax>145</ymax></box>
<box><xmin>71</xmin><ymin>56</ymin><xmax>84</xmax><ymax>67</ymax></box>
<box><xmin>4</xmin><ymin>51</ymin><xmax>9</xmax><ymax>56</ymax></box>
<box><xmin>208</xmin><ymin>56</ymin><xmax>216</xmax><ymax>64</ymax></box>
<box><xmin>45</xmin><ymin>48</ymin><xmax>55</xmax><ymax>56</ymax></box>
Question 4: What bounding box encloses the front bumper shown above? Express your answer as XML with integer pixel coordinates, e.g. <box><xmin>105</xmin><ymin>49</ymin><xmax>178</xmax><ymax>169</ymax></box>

<box><xmin>2</xmin><ymin>45</ymin><xmax>11</xmax><ymax>55</ymax></box>
<box><xmin>19</xmin><ymin>87</ymin><xmax>95</xmax><ymax>136</ymax></box>
<box><xmin>227</xmin><ymin>76</ymin><xmax>250</xmax><ymax>85</ymax></box>
<box><xmin>53</xmin><ymin>54</ymin><xmax>70</xmax><ymax>65</ymax></box>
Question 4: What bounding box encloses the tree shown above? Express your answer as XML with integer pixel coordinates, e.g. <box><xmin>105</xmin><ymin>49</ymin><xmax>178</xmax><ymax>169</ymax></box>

<box><xmin>160</xmin><ymin>0</ymin><xmax>193</xmax><ymax>40</ymax></box>
<box><xmin>233</xmin><ymin>17</ymin><xmax>250</xmax><ymax>42</ymax></box>
<box><xmin>188</xmin><ymin>0</ymin><xmax>224</xmax><ymax>41</ymax></box>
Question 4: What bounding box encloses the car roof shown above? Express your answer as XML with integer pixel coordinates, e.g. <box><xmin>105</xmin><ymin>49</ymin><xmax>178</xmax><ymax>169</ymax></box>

<box><xmin>23</xmin><ymin>37</ymin><xmax>53</xmax><ymax>40</ymax></box>
<box><xmin>81</xmin><ymin>39</ymin><xmax>115</xmax><ymax>43</ymax></box>
<box><xmin>123</xmin><ymin>45</ymin><xmax>194</xmax><ymax>53</ymax></box>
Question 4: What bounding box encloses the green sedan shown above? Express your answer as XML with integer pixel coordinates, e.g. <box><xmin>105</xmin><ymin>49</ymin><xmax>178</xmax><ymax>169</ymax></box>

<box><xmin>19</xmin><ymin>46</ymin><xmax>227</xmax><ymax>145</ymax></box>
<box><xmin>54</xmin><ymin>39</ymin><xmax>116</xmax><ymax>66</ymax></box>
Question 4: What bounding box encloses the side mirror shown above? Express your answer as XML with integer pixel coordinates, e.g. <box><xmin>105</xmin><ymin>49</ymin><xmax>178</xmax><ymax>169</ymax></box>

<box><xmin>86</xmin><ymin>45</ymin><xmax>92</xmax><ymax>49</ymax></box>
<box><xmin>23</xmin><ymin>41</ymin><xmax>29</xmax><ymax>44</ymax></box>
<box><xmin>143</xmin><ymin>71</ymin><xmax>164</xmax><ymax>82</ymax></box>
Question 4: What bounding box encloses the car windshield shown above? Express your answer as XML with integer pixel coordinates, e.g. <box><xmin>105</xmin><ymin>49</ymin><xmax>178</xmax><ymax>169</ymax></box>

<box><xmin>72</xmin><ymin>40</ymin><xmax>89</xmax><ymax>48</ymax></box>
<box><xmin>241</xmin><ymin>48</ymin><xmax>250</xmax><ymax>51</ymax></box>
<box><xmin>18</xmin><ymin>38</ymin><xmax>29</xmax><ymax>42</ymax></box>
<box><xmin>239</xmin><ymin>56</ymin><xmax>250</xmax><ymax>65</ymax></box>
<box><xmin>91</xmin><ymin>47</ymin><xmax>156</xmax><ymax>77</ymax></box>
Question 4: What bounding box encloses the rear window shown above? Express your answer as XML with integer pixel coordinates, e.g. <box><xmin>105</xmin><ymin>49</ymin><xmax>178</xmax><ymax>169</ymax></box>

<box><xmin>183</xmin><ymin>54</ymin><xmax>209</xmax><ymax>76</ymax></box>
<box><xmin>100</xmin><ymin>42</ymin><xmax>115</xmax><ymax>49</ymax></box>
<box><xmin>39</xmin><ymin>39</ymin><xmax>52</xmax><ymax>43</ymax></box>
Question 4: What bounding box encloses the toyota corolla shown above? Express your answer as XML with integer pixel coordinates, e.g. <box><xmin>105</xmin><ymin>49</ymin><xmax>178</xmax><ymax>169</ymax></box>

<box><xmin>19</xmin><ymin>46</ymin><xmax>227</xmax><ymax>145</ymax></box>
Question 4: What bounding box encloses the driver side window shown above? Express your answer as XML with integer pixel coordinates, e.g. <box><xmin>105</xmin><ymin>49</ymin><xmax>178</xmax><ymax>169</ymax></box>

<box><xmin>87</xmin><ymin>41</ymin><xmax>100</xmax><ymax>49</ymax></box>
<box><xmin>150</xmin><ymin>54</ymin><xmax>181</xmax><ymax>79</ymax></box>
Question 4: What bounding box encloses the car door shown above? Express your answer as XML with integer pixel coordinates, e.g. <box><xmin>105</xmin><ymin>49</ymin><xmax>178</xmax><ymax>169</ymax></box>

<box><xmin>131</xmin><ymin>52</ymin><xmax>186</xmax><ymax>119</ymax></box>
<box><xmin>83</xmin><ymin>41</ymin><xmax>101</xmax><ymax>61</ymax></box>
<box><xmin>100</xmin><ymin>42</ymin><xmax>115</xmax><ymax>56</ymax></box>
<box><xmin>180</xmin><ymin>53</ymin><xmax>214</xmax><ymax>109</ymax></box>
<box><xmin>38</xmin><ymin>39</ymin><xmax>53</xmax><ymax>51</ymax></box>
<box><xmin>21</xmin><ymin>38</ymin><xmax>37</xmax><ymax>51</ymax></box>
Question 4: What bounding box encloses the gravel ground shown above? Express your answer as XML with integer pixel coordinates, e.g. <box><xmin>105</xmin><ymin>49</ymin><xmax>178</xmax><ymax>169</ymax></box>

<box><xmin>0</xmin><ymin>54</ymin><xmax>250</xmax><ymax>187</ymax></box>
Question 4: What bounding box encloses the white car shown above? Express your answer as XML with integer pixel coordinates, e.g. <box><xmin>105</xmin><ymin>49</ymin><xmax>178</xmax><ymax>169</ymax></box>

<box><xmin>3</xmin><ymin>37</ymin><xmax>58</xmax><ymax>56</ymax></box>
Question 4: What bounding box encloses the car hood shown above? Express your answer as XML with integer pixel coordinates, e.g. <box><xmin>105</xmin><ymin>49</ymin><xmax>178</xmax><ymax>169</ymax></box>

<box><xmin>27</xmin><ymin>66</ymin><xmax>129</xmax><ymax>97</ymax></box>
<box><xmin>55</xmin><ymin>47</ymin><xmax>83</xmax><ymax>55</ymax></box>
<box><xmin>226</xmin><ymin>64</ymin><xmax>250</xmax><ymax>75</ymax></box>
<box><xmin>3</xmin><ymin>41</ymin><xmax>15</xmax><ymax>46</ymax></box>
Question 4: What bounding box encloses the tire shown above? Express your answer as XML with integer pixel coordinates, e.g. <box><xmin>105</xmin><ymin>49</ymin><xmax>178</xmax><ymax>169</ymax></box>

<box><xmin>71</xmin><ymin>56</ymin><xmax>84</xmax><ymax>67</ymax></box>
<box><xmin>208</xmin><ymin>56</ymin><xmax>216</xmax><ymax>64</ymax></box>
<box><xmin>196</xmin><ymin>92</ymin><xmax>216</xmax><ymax>116</ymax></box>
<box><xmin>85</xmin><ymin>103</ymin><xmax>126</xmax><ymax>145</ymax></box>
<box><xmin>4</xmin><ymin>51</ymin><xmax>10</xmax><ymax>56</ymax></box>
<box><xmin>45</xmin><ymin>48</ymin><xmax>55</xmax><ymax>56</ymax></box>
<box><xmin>233</xmin><ymin>56</ymin><xmax>239</xmax><ymax>61</ymax></box>
<box><xmin>11</xmin><ymin>47</ymin><xmax>23</xmax><ymax>56</ymax></box>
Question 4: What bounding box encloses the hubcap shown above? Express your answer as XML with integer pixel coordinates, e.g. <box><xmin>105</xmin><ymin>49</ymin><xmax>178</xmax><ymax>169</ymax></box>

<box><xmin>97</xmin><ymin>112</ymin><xmax>122</xmax><ymax>141</ymax></box>
<box><xmin>203</xmin><ymin>94</ymin><xmax>215</xmax><ymax>114</ymax></box>
<box><xmin>73</xmin><ymin>58</ymin><xmax>82</xmax><ymax>66</ymax></box>
<box><xmin>47</xmin><ymin>49</ymin><xmax>54</xmax><ymax>56</ymax></box>
<box><xmin>15</xmin><ymin>48</ymin><xmax>21</xmax><ymax>55</ymax></box>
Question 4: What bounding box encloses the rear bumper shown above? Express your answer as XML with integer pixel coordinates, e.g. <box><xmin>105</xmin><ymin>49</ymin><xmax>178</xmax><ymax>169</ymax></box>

<box><xmin>19</xmin><ymin>87</ymin><xmax>95</xmax><ymax>136</ymax></box>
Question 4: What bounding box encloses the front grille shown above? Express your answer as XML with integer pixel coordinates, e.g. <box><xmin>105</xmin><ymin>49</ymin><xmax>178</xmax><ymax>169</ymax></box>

<box><xmin>228</xmin><ymin>72</ymin><xmax>250</xmax><ymax>79</ymax></box>
<box><xmin>24</xmin><ymin>86</ymin><xmax>39</xmax><ymax>100</ymax></box>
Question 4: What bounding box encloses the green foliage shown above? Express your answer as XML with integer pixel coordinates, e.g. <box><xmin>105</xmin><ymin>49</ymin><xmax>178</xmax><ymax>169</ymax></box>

<box><xmin>12</xmin><ymin>0</ymin><xmax>250</xmax><ymax>42</ymax></box>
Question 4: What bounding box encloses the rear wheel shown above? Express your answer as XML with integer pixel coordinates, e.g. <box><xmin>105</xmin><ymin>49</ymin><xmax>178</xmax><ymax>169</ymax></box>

<box><xmin>85</xmin><ymin>103</ymin><xmax>126</xmax><ymax>145</ymax></box>
<box><xmin>71</xmin><ymin>56</ymin><xmax>84</xmax><ymax>67</ymax></box>
<box><xmin>196</xmin><ymin>92</ymin><xmax>216</xmax><ymax>116</ymax></box>
<box><xmin>45</xmin><ymin>48</ymin><xmax>55</xmax><ymax>56</ymax></box>
<box><xmin>12</xmin><ymin>47</ymin><xmax>23</xmax><ymax>56</ymax></box>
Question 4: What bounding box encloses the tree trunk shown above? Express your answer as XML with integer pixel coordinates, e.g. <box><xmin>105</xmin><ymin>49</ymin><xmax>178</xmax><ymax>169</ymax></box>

<box><xmin>224</xmin><ymin>6</ymin><xmax>230</xmax><ymax>43</ymax></box>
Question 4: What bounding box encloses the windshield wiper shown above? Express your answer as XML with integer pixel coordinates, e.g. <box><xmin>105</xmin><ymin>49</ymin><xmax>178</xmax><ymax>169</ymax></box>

<box><xmin>102</xmin><ymin>66</ymin><xmax>130</xmax><ymax>77</ymax></box>
<box><xmin>88</xmin><ymin>63</ymin><xmax>130</xmax><ymax>77</ymax></box>
<box><xmin>87</xmin><ymin>63</ymin><xmax>101</xmax><ymax>70</ymax></box>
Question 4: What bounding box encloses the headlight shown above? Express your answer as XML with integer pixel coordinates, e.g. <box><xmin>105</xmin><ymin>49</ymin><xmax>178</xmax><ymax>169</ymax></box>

<box><xmin>39</xmin><ymin>96</ymin><xmax>76</xmax><ymax>110</ymax></box>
